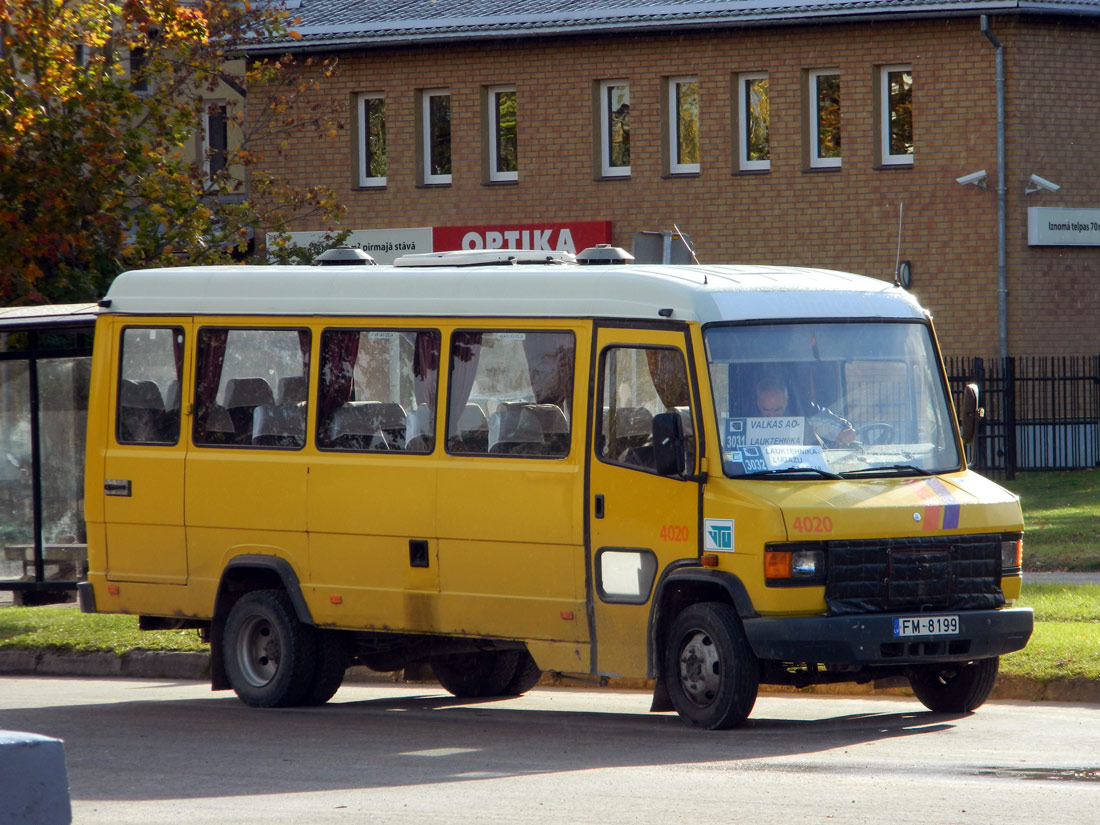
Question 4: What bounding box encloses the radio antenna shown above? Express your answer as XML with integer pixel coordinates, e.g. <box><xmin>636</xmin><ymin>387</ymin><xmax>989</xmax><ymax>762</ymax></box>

<box><xmin>672</xmin><ymin>223</ymin><xmax>705</xmax><ymax>284</ymax></box>
<box><xmin>893</xmin><ymin>203</ymin><xmax>904</xmax><ymax>287</ymax></box>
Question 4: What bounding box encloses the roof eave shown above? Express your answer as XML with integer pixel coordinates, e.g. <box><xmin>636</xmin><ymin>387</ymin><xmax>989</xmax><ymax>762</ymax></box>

<box><xmin>239</xmin><ymin>2</ymin><xmax>1089</xmax><ymax>55</ymax></box>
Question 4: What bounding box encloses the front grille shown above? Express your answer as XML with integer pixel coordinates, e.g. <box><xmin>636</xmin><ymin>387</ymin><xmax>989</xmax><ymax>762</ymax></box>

<box><xmin>825</xmin><ymin>534</ymin><xmax>1006</xmax><ymax>615</ymax></box>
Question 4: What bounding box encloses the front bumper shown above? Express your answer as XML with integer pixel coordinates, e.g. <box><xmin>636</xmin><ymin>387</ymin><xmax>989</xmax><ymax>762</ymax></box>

<box><xmin>744</xmin><ymin>607</ymin><xmax>1033</xmax><ymax>665</ymax></box>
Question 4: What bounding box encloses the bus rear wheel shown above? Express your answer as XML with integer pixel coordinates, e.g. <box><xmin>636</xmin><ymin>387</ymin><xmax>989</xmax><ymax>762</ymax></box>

<box><xmin>431</xmin><ymin>650</ymin><xmax>521</xmax><ymax>698</ymax></box>
<box><xmin>907</xmin><ymin>657</ymin><xmax>1000</xmax><ymax>713</ymax></box>
<box><xmin>223</xmin><ymin>590</ymin><xmax>317</xmax><ymax>708</ymax></box>
<box><xmin>664</xmin><ymin>602</ymin><xmax>759</xmax><ymax>730</ymax></box>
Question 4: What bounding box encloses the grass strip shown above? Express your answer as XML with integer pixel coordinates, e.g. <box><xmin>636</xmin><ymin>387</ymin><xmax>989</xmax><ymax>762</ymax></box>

<box><xmin>1003</xmin><ymin>469</ymin><xmax>1100</xmax><ymax>572</ymax></box>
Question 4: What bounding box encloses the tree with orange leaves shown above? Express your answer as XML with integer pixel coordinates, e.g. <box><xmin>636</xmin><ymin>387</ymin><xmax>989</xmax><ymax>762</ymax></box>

<box><xmin>0</xmin><ymin>0</ymin><xmax>345</xmax><ymax>305</ymax></box>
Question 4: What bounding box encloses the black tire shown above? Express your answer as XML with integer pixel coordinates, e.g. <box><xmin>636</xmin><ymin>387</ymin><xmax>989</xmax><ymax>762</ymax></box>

<box><xmin>907</xmin><ymin>656</ymin><xmax>1000</xmax><ymax>713</ymax></box>
<box><xmin>664</xmin><ymin>602</ymin><xmax>759</xmax><ymax>730</ymax></box>
<box><xmin>432</xmin><ymin>650</ymin><xmax>521</xmax><ymax>698</ymax></box>
<box><xmin>501</xmin><ymin>649</ymin><xmax>542</xmax><ymax>696</ymax></box>
<box><xmin>222</xmin><ymin>590</ymin><xmax>317</xmax><ymax>708</ymax></box>
<box><xmin>299</xmin><ymin>629</ymin><xmax>349</xmax><ymax>707</ymax></box>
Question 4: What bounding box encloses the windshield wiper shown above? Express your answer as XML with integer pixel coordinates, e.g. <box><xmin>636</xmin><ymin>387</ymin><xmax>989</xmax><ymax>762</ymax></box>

<box><xmin>841</xmin><ymin>463</ymin><xmax>934</xmax><ymax>478</ymax></box>
<box><xmin>745</xmin><ymin>466</ymin><xmax>843</xmax><ymax>480</ymax></box>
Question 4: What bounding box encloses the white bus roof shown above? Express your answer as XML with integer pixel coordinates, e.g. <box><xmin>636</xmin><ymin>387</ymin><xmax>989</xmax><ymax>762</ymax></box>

<box><xmin>101</xmin><ymin>263</ymin><xmax>927</xmax><ymax>325</ymax></box>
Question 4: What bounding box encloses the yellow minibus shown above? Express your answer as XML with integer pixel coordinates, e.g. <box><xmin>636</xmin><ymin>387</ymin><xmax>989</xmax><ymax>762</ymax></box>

<box><xmin>80</xmin><ymin>251</ymin><xmax>1032</xmax><ymax>728</ymax></box>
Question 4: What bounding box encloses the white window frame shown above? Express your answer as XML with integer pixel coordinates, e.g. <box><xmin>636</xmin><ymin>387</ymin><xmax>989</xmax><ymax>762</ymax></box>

<box><xmin>201</xmin><ymin>100</ymin><xmax>229</xmax><ymax>181</ymax></box>
<box><xmin>880</xmin><ymin>64</ymin><xmax>914</xmax><ymax>166</ymax></box>
<box><xmin>668</xmin><ymin>76</ymin><xmax>700</xmax><ymax>175</ymax></box>
<box><xmin>809</xmin><ymin>69</ymin><xmax>841</xmax><ymax>169</ymax></box>
<box><xmin>357</xmin><ymin>92</ymin><xmax>387</xmax><ymax>187</ymax></box>
<box><xmin>599</xmin><ymin>80</ymin><xmax>631</xmax><ymax>178</ymax></box>
<box><xmin>422</xmin><ymin>88</ymin><xmax>452</xmax><ymax>186</ymax></box>
<box><xmin>738</xmin><ymin>72</ymin><xmax>770</xmax><ymax>172</ymax></box>
<box><xmin>487</xmin><ymin>85</ymin><xmax>518</xmax><ymax>183</ymax></box>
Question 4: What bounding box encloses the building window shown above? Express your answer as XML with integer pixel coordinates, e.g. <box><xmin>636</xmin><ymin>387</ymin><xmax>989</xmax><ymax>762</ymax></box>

<box><xmin>129</xmin><ymin>47</ymin><xmax>149</xmax><ymax>94</ymax></box>
<box><xmin>421</xmin><ymin>89</ymin><xmax>451</xmax><ymax>185</ymax></box>
<box><xmin>599</xmin><ymin>81</ymin><xmax>631</xmax><ymax>177</ymax></box>
<box><xmin>880</xmin><ymin>65</ymin><xmax>913</xmax><ymax>166</ymax></box>
<box><xmin>738</xmin><ymin>72</ymin><xmax>770</xmax><ymax>171</ymax></box>
<box><xmin>358</xmin><ymin>93</ymin><xmax>387</xmax><ymax>187</ymax></box>
<box><xmin>202</xmin><ymin>101</ymin><xmax>228</xmax><ymax>180</ymax></box>
<box><xmin>668</xmin><ymin>77</ymin><xmax>700</xmax><ymax>175</ymax></box>
<box><xmin>487</xmin><ymin>85</ymin><xmax>518</xmax><ymax>182</ymax></box>
<box><xmin>809</xmin><ymin>70</ymin><xmax>841</xmax><ymax>168</ymax></box>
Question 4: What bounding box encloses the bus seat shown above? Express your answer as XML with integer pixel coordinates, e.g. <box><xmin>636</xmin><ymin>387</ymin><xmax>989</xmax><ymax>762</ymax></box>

<box><xmin>377</xmin><ymin>402</ymin><xmax>407</xmax><ymax>450</ymax></box>
<box><xmin>328</xmin><ymin>402</ymin><xmax>386</xmax><ymax>450</ymax></box>
<box><xmin>454</xmin><ymin>403</ymin><xmax>489</xmax><ymax>452</ymax></box>
<box><xmin>252</xmin><ymin>405</ymin><xmax>306</xmax><ymax>448</ymax></box>
<box><xmin>278</xmin><ymin>375</ymin><xmax>308</xmax><ymax>405</ymax></box>
<box><xmin>224</xmin><ymin>378</ymin><xmax>275</xmax><ymax>443</ymax></box>
<box><xmin>118</xmin><ymin>379</ymin><xmax>168</xmax><ymax>442</ymax></box>
<box><xmin>523</xmin><ymin>403</ymin><xmax>570</xmax><ymax>456</ymax></box>
<box><xmin>405</xmin><ymin>406</ymin><xmax>434</xmax><ymax>453</ymax></box>
<box><xmin>610</xmin><ymin>407</ymin><xmax>653</xmax><ymax>456</ymax></box>
<box><xmin>488</xmin><ymin>407</ymin><xmax>545</xmax><ymax>455</ymax></box>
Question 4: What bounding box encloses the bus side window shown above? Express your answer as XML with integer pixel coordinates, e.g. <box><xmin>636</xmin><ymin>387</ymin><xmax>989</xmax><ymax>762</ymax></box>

<box><xmin>445</xmin><ymin>330</ymin><xmax>575</xmax><ymax>457</ymax></box>
<box><xmin>316</xmin><ymin>329</ymin><xmax>440</xmax><ymax>453</ymax></box>
<box><xmin>117</xmin><ymin>327</ymin><xmax>184</xmax><ymax>445</ymax></box>
<box><xmin>193</xmin><ymin>328</ymin><xmax>310</xmax><ymax>449</ymax></box>
<box><xmin>598</xmin><ymin>346</ymin><xmax>695</xmax><ymax>472</ymax></box>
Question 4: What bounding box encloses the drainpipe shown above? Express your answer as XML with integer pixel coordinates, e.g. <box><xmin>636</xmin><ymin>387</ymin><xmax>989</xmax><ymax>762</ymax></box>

<box><xmin>981</xmin><ymin>15</ymin><xmax>1008</xmax><ymax>360</ymax></box>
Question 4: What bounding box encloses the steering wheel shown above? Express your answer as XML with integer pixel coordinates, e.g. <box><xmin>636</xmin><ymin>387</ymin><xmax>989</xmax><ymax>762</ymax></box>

<box><xmin>856</xmin><ymin>422</ymin><xmax>896</xmax><ymax>446</ymax></box>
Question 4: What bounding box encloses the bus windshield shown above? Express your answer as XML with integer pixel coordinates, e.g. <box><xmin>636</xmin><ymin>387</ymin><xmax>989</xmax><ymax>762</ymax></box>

<box><xmin>704</xmin><ymin>320</ymin><xmax>962</xmax><ymax>479</ymax></box>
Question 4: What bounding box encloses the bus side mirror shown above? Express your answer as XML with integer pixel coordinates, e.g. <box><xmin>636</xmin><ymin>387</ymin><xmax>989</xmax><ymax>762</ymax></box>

<box><xmin>960</xmin><ymin>382</ymin><xmax>984</xmax><ymax>445</ymax></box>
<box><xmin>652</xmin><ymin>412</ymin><xmax>686</xmax><ymax>477</ymax></box>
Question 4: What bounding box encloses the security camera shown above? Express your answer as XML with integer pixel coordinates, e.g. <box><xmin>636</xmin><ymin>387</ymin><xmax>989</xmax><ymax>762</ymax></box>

<box><xmin>1026</xmin><ymin>173</ymin><xmax>1061</xmax><ymax>194</ymax></box>
<box><xmin>955</xmin><ymin>170</ymin><xmax>988</xmax><ymax>187</ymax></box>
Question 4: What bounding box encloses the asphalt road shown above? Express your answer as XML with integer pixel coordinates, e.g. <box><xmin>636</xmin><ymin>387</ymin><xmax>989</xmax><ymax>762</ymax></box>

<box><xmin>1</xmin><ymin>677</ymin><xmax>1097</xmax><ymax>825</ymax></box>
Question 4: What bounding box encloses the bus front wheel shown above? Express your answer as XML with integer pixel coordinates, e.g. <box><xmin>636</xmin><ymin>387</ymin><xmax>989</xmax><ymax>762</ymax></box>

<box><xmin>907</xmin><ymin>657</ymin><xmax>1000</xmax><ymax>713</ymax></box>
<box><xmin>664</xmin><ymin>602</ymin><xmax>759</xmax><ymax>730</ymax></box>
<box><xmin>223</xmin><ymin>589</ymin><xmax>317</xmax><ymax>708</ymax></box>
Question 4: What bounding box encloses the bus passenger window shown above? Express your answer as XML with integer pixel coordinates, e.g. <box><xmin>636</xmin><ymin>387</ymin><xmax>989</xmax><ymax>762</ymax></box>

<box><xmin>598</xmin><ymin>346</ymin><xmax>695</xmax><ymax>472</ymax></box>
<box><xmin>445</xmin><ymin>330</ymin><xmax>575</xmax><ymax>457</ymax></box>
<box><xmin>193</xmin><ymin>328</ymin><xmax>310</xmax><ymax>449</ymax></box>
<box><xmin>117</xmin><ymin>327</ymin><xmax>184</xmax><ymax>445</ymax></box>
<box><xmin>316</xmin><ymin>329</ymin><xmax>440</xmax><ymax>453</ymax></box>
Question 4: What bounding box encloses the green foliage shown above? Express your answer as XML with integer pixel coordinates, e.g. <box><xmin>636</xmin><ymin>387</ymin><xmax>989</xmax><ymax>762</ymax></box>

<box><xmin>0</xmin><ymin>606</ymin><xmax>205</xmax><ymax>654</ymax></box>
<box><xmin>0</xmin><ymin>0</ymin><xmax>346</xmax><ymax>306</ymax></box>
<box><xmin>1003</xmin><ymin>470</ymin><xmax>1100</xmax><ymax>571</ymax></box>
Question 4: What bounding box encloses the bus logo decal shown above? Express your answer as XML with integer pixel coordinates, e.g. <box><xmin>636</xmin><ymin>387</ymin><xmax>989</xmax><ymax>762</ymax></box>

<box><xmin>704</xmin><ymin>519</ymin><xmax>735</xmax><ymax>552</ymax></box>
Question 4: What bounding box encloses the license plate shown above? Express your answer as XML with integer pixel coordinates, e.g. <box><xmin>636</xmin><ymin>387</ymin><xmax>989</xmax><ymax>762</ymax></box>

<box><xmin>893</xmin><ymin>615</ymin><xmax>959</xmax><ymax>637</ymax></box>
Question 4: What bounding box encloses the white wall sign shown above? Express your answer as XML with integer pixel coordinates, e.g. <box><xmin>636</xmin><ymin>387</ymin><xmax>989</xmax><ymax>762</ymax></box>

<box><xmin>268</xmin><ymin>228</ymin><xmax>434</xmax><ymax>264</ymax></box>
<box><xmin>1028</xmin><ymin>208</ymin><xmax>1100</xmax><ymax>246</ymax></box>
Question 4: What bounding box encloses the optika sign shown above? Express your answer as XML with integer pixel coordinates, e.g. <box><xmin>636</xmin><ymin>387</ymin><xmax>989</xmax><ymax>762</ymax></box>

<box><xmin>433</xmin><ymin>221</ymin><xmax>611</xmax><ymax>255</ymax></box>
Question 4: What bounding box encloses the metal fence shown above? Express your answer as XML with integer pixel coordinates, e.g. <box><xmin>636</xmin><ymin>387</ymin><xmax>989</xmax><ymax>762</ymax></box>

<box><xmin>947</xmin><ymin>355</ymin><xmax>1100</xmax><ymax>479</ymax></box>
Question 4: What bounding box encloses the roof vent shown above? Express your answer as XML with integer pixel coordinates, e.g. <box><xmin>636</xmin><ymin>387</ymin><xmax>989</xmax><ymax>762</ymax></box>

<box><xmin>313</xmin><ymin>246</ymin><xmax>377</xmax><ymax>266</ymax></box>
<box><xmin>576</xmin><ymin>244</ymin><xmax>635</xmax><ymax>265</ymax></box>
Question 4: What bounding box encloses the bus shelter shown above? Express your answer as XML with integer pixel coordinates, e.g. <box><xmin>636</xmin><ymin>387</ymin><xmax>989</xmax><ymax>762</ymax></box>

<box><xmin>0</xmin><ymin>304</ymin><xmax>97</xmax><ymax>604</ymax></box>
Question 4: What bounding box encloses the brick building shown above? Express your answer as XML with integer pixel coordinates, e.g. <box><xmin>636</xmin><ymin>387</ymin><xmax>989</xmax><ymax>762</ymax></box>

<box><xmin>245</xmin><ymin>1</ymin><xmax>1100</xmax><ymax>358</ymax></box>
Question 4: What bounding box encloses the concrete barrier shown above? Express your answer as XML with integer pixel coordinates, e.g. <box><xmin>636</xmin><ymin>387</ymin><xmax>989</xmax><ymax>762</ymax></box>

<box><xmin>0</xmin><ymin>730</ymin><xmax>72</xmax><ymax>824</ymax></box>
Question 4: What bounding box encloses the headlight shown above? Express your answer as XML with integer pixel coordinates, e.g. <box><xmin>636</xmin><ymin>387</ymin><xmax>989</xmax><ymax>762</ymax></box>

<box><xmin>765</xmin><ymin>545</ymin><xmax>826</xmax><ymax>586</ymax></box>
<box><xmin>1001</xmin><ymin>536</ymin><xmax>1023</xmax><ymax>571</ymax></box>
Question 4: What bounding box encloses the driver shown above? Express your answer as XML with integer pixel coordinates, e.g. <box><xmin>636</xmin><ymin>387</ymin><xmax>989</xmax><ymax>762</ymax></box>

<box><xmin>754</xmin><ymin>378</ymin><xmax>856</xmax><ymax>447</ymax></box>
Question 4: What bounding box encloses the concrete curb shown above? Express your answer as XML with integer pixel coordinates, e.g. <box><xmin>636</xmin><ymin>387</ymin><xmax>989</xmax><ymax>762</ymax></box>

<box><xmin>1</xmin><ymin>650</ymin><xmax>1097</xmax><ymax>704</ymax></box>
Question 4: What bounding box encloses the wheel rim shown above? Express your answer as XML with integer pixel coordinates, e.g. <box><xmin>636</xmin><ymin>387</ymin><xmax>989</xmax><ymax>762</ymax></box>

<box><xmin>677</xmin><ymin>629</ymin><xmax>721</xmax><ymax>707</ymax></box>
<box><xmin>235</xmin><ymin>613</ymin><xmax>281</xmax><ymax>688</ymax></box>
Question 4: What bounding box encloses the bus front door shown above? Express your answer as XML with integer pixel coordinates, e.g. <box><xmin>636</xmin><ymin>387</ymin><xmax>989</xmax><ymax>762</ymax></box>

<box><xmin>588</xmin><ymin>326</ymin><xmax>701</xmax><ymax>679</ymax></box>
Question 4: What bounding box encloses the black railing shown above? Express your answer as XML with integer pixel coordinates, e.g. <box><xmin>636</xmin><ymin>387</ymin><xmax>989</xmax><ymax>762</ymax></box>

<box><xmin>947</xmin><ymin>355</ymin><xmax>1100</xmax><ymax>479</ymax></box>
